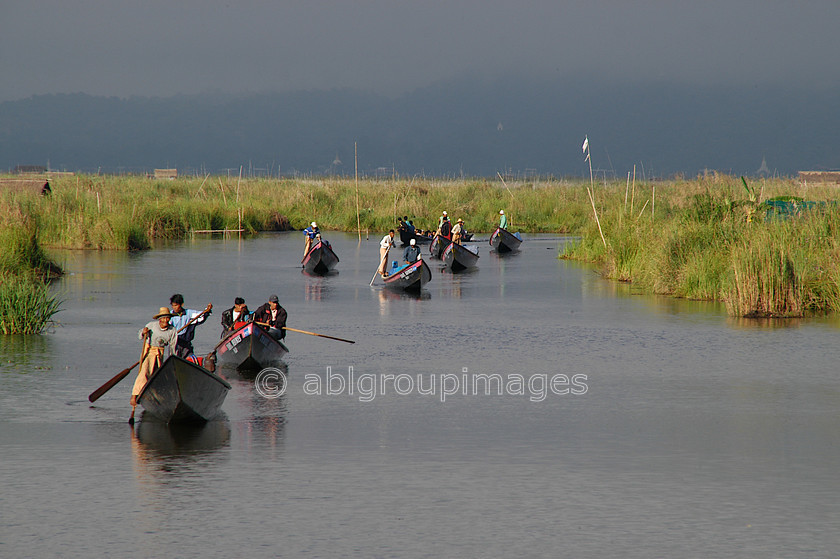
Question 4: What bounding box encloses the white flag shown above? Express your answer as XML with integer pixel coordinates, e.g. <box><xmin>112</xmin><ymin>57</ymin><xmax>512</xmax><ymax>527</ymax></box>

<box><xmin>582</xmin><ymin>136</ymin><xmax>589</xmax><ymax>153</ymax></box>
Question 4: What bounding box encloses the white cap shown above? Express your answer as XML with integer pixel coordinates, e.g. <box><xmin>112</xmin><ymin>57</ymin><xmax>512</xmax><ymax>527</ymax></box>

<box><xmin>442</xmin><ymin>211</ymin><xmax>447</xmax><ymax>215</ymax></box>
<box><xmin>499</xmin><ymin>210</ymin><xmax>504</xmax><ymax>214</ymax></box>
<box><xmin>311</xmin><ymin>221</ymin><xmax>317</xmax><ymax>227</ymax></box>
<box><xmin>410</xmin><ymin>238</ymin><xmax>416</xmax><ymax>245</ymax></box>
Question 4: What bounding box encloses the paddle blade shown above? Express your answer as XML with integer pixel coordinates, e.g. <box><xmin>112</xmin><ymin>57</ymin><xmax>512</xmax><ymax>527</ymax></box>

<box><xmin>88</xmin><ymin>361</ymin><xmax>139</xmax><ymax>403</ymax></box>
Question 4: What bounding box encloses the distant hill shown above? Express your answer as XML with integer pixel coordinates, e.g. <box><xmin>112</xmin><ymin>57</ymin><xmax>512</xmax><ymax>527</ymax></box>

<box><xmin>1</xmin><ymin>77</ymin><xmax>838</xmax><ymax>177</ymax></box>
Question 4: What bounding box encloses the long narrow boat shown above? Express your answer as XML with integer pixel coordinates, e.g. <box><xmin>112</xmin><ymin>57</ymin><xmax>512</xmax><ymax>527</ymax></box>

<box><xmin>136</xmin><ymin>355</ymin><xmax>231</xmax><ymax>423</ymax></box>
<box><xmin>489</xmin><ymin>227</ymin><xmax>523</xmax><ymax>253</ymax></box>
<box><xmin>383</xmin><ymin>258</ymin><xmax>432</xmax><ymax>292</ymax></box>
<box><xmin>301</xmin><ymin>239</ymin><xmax>339</xmax><ymax>274</ymax></box>
<box><xmin>214</xmin><ymin>322</ymin><xmax>289</xmax><ymax>371</ymax></box>
<box><xmin>399</xmin><ymin>228</ymin><xmax>433</xmax><ymax>246</ymax></box>
<box><xmin>442</xmin><ymin>242</ymin><xmax>480</xmax><ymax>272</ymax></box>
<box><xmin>429</xmin><ymin>234</ymin><xmax>451</xmax><ymax>259</ymax></box>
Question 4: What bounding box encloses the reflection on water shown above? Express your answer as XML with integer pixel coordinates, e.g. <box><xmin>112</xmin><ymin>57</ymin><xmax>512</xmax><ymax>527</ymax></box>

<box><xmin>0</xmin><ymin>335</ymin><xmax>52</xmax><ymax>373</ymax></box>
<box><xmin>132</xmin><ymin>419</ymin><xmax>231</xmax><ymax>462</ymax></box>
<box><xmin>301</xmin><ymin>269</ymin><xmax>338</xmax><ymax>301</ymax></box>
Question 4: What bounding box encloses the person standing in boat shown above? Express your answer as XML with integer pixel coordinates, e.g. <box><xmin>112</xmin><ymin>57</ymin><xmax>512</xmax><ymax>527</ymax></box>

<box><xmin>499</xmin><ymin>210</ymin><xmax>508</xmax><ymax>230</ymax></box>
<box><xmin>253</xmin><ymin>294</ymin><xmax>288</xmax><ymax>341</ymax></box>
<box><xmin>169</xmin><ymin>294</ymin><xmax>212</xmax><ymax>359</ymax></box>
<box><xmin>436</xmin><ymin>214</ymin><xmax>452</xmax><ymax>240</ymax></box>
<box><xmin>379</xmin><ymin>229</ymin><xmax>395</xmax><ymax>277</ymax></box>
<box><xmin>452</xmin><ymin>218</ymin><xmax>465</xmax><ymax>244</ymax></box>
<box><xmin>131</xmin><ymin>306</ymin><xmax>178</xmax><ymax>407</ymax></box>
<box><xmin>403</xmin><ymin>238</ymin><xmax>421</xmax><ymax>264</ymax></box>
<box><xmin>220</xmin><ymin>297</ymin><xmax>250</xmax><ymax>338</ymax></box>
<box><xmin>303</xmin><ymin>221</ymin><xmax>320</xmax><ymax>257</ymax></box>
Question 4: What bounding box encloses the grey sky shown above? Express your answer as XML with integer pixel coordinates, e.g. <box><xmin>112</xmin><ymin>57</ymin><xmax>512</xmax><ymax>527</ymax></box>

<box><xmin>3</xmin><ymin>1</ymin><xmax>840</xmax><ymax>102</ymax></box>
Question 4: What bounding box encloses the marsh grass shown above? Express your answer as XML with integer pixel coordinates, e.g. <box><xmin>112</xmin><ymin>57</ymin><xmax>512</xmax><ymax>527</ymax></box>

<box><xmin>4</xmin><ymin>172</ymin><xmax>840</xmax><ymax>319</ymax></box>
<box><xmin>562</xmin><ymin>175</ymin><xmax>840</xmax><ymax>316</ymax></box>
<box><xmin>0</xmin><ymin>275</ymin><xmax>62</xmax><ymax>334</ymax></box>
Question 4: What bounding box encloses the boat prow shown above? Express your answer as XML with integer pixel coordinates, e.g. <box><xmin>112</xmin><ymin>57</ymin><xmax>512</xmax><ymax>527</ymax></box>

<box><xmin>136</xmin><ymin>355</ymin><xmax>231</xmax><ymax>424</ymax></box>
<box><xmin>442</xmin><ymin>242</ymin><xmax>479</xmax><ymax>272</ymax></box>
<box><xmin>382</xmin><ymin>258</ymin><xmax>432</xmax><ymax>292</ymax></box>
<box><xmin>214</xmin><ymin>322</ymin><xmax>289</xmax><ymax>372</ymax></box>
<box><xmin>301</xmin><ymin>240</ymin><xmax>340</xmax><ymax>274</ymax></box>
<box><xmin>489</xmin><ymin>227</ymin><xmax>523</xmax><ymax>253</ymax></box>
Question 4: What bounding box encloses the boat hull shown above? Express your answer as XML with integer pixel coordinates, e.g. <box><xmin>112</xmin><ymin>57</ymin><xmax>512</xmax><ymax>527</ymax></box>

<box><xmin>442</xmin><ymin>242</ymin><xmax>479</xmax><ymax>272</ymax></box>
<box><xmin>383</xmin><ymin>259</ymin><xmax>432</xmax><ymax>292</ymax></box>
<box><xmin>429</xmin><ymin>234</ymin><xmax>451</xmax><ymax>259</ymax></box>
<box><xmin>489</xmin><ymin>227</ymin><xmax>523</xmax><ymax>253</ymax></box>
<box><xmin>214</xmin><ymin>322</ymin><xmax>289</xmax><ymax>371</ymax></box>
<box><xmin>137</xmin><ymin>355</ymin><xmax>231</xmax><ymax>424</ymax></box>
<box><xmin>301</xmin><ymin>241</ymin><xmax>339</xmax><ymax>274</ymax></box>
<box><xmin>399</xmin><ymin>228</ymin><xmax>433</xmax><ymax>246</ymax></box>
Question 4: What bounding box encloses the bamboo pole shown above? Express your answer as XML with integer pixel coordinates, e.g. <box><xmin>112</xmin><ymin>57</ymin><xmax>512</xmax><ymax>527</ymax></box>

<box><xmin>355</xmin><ymin>142</ymin><xmax>361</xmax><ymax>241</ymax></box>
<box><xmin>587</xmin><ymin>187</ymin><xmax>607</xmax><ymax>248</ymax></box>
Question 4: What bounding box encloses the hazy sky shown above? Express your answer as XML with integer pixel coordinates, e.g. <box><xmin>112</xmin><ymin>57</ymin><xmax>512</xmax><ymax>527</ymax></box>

<box><xmin>3</xmin><ymin>1</ymin><xmax>840</xmax><ymax>102</ymax></box>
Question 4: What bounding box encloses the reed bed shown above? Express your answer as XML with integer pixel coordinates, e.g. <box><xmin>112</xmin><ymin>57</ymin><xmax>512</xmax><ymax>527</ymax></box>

<box><xmin>562</xmin><ymin>174</ymin><xmax>840</xmax><ymax>317</ymax></box>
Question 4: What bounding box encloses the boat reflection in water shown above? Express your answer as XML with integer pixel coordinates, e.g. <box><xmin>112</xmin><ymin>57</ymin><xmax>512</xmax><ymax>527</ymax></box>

<box><xmin>130</xmin><ymin>419</ymin><xmax>231</xmax><ymax>476</ymax></box>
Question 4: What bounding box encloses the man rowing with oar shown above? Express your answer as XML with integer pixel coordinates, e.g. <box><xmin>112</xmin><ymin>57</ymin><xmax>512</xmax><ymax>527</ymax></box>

<box><xmin>131</xmin><ymin>306</ymin><xmax>178</xmax><ymax>407</ymax></box>
<box><xmin>253</xmin><ymin>294</ymin><xmax>288</xmax><ymax>341</ymax></box>
<box><xmin>169</xmin><ymin>293</ymin><xmax>212</xmax><ymax>359</ymax></box>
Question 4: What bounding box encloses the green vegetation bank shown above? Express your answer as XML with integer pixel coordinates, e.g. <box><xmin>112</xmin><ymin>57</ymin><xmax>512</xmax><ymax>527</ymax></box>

<box><xmin>2</xmin><ymin>173</ymin><xmax>839</xmax><ymax>332</ymax></box>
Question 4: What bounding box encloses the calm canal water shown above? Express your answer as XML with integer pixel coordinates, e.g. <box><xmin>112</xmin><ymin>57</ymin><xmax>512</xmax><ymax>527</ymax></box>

<box><xmin>2</xmin><ymin>232</ymin><xmax>840</xmax><ymax>558</ymax></box>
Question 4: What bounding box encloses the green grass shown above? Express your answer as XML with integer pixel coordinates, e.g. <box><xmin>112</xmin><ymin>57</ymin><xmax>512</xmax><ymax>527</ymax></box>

<box><xmin>4</xmin><ymin>172</ymin><xmax>840</xmax><ymax>320</ymax></box>
<box><xmin>0</xmin><ymin>274</ymin><xmax>62</xmax><ymax>334</ymax></box>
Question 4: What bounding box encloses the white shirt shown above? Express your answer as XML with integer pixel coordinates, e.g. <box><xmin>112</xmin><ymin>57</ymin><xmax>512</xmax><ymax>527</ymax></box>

<box><xmin>380</xmin><ymin>234</ymin><xmax>394</xmax><ymax>249</ymax></box>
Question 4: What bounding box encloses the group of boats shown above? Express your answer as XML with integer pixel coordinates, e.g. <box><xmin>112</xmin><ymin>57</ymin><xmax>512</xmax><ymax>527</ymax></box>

<box><xmin>112</xmin><ymin>224</ymin><xmax>523</xmax><ymax>426</ymax></box>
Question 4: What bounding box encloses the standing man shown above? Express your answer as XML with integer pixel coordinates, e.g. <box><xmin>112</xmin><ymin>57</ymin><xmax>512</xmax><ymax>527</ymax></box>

<box><xmin>220</xmin><ymin>297</ymin><xmax>249</xmax><ymax>338</ymax></box>
<box><xmin>499</xmin><ymin>210</ymin><xmax>508</xmax><ymax>230</ymax></box>
<box><xmin>253</xmin><ymin>294</ymin><xmax>288</xmax><ymax>341</ymax></box>
<box><xmin>403</xmin><ymin>238</ymin><xmax>421</xmax><ymax>264</ymax></box>
<box><xmin>379</xmin><ymin>229</ymin><xmax>395</xmax><ymax>277</ymax></box>
<box><xmin>132</xmin><ymin>306</ymin><xmax>178</xmax><ymax>407</ymax></box>
<box><xmin>169</xmin><ymin>294</ymin><xmax>212</xmax><ymax>359</ymax></box>
<box><xmin>303</xmin><ymin>221</ymin><xmax>320</xmax><ymax>256</ymax></box>
<box><xmin>452</xmin><ymin>218</ymin><xmax>465</xmax><ymax>244</ymax></box>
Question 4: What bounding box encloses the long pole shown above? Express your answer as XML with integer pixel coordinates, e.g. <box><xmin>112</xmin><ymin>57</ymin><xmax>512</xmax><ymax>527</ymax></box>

<box><xmin>355</xmin><ymin>142</ymin><xmax>361</xmax><ymax>241</ymax></box>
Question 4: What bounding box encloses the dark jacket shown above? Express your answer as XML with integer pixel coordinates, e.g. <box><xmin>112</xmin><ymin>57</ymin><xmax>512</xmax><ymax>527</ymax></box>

<box><xmin>403</xmin><ymin>245</ymin><xmax>421</xmax><ymax>263</ymax></box>
<box><xmin>253</xmin><ymin>303</ymin><xmax>287</xmax><ymax>338</ymax></box>
<box><xmin>221</xmin><ymin>306</ymin><xmax>250</xmax><ymax>336</ymax></box>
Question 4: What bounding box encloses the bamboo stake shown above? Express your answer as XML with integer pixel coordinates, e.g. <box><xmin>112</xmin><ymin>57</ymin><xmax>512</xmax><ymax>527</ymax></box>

<box><xmin>586</xmin><ymin>187</ymin><xmax>607</xmax><ymax>248</ymax></box>
<box><xmin>355</xmin><ymin>142</ymin><xmax>361</xmax><ymax>241</ymax></box>
<box><xmin>218</xmin><ymin>178</ymin><xmax>227</xmax><ymax>205</ymax></box>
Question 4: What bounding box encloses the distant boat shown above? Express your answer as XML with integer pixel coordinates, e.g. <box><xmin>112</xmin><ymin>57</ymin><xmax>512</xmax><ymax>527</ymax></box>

<box><xmin>301</xmin><ymin>239</ymin><xmax>339</xmax><ymax>274</ymax></box>
<box><xmin>399</xmin><ymin>227</ymin><xmax>433</xmax><ymax>246</ymax></box>
<box><xmin>489</xmin><ymin>227</ymin><xmax>523</xmax><ymax>253</ymax></box>
<box><xmin>136</xmin><ymin>355</ymin><xmax>231</xmax><ymax>423</ymax></box>
<box><xmin>442</xmin><ymin>242</ymin><xmax>479</xmax><ymax>272</ymax></box>
<box><xmin>383</xmin><ymin>258</ymin><xmax>432</xmax><ymax>292</ymax></box>
<box><xmin>214</xmin><ymin>322</ymin><xmax>289</xmax><ymax>372</ymax></box>
<box><xmin>429</xmin><ymin>234</ymin><xmax>451</xmax><ymax>259</ymax></box>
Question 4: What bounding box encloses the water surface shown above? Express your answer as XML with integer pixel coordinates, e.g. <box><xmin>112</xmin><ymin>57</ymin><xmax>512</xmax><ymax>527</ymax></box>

<box><xmin>2</xmin><ymin>232</ymin><xmax>839</xmax><ymax>558</ymax></box>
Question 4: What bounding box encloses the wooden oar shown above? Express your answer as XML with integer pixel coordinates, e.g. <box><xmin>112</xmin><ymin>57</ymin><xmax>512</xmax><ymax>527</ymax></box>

<box><xmin>254</xmin><ymin>321</ymin><xmax>355</xmax><ymax>344</ymax></box>
<box><xmin>88</xmin><ymin>304</ymin><xmax>212</xmax><ymax>403</ymax></box>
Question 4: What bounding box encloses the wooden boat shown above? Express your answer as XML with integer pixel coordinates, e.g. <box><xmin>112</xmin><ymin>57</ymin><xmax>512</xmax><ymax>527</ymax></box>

<box><xmin>136</xmin><ymin>355</ymin><xmax>231</xmax><ymax>423</ymax></box>
<box><xmin>214</xmin><ymin>321</ymin><xmax>289</xmax><ymax>371</ymax></box>
<box><xmin>301</xmin><ymin>239</ymin><xmax>339</xmax><ymax>274</ymax></box>
<box><xmin>383</xmin><ymin>258</ymin><xmax>432</xmax><ymax>292</ymax></box>
<box><xmin>429</xmin><ymin>234</ymin><xmax>451</xmax><ymax>259</ymax></box>
<box><xmin>399</xmin><ymin>227</ymin><xmax>433</xmax><ymax>246</ymax></box>
<box><xmin>489</xmin><ymin>227</ymin><xmax>523</xmax><ymax>253</ymax></box>
<box><xmin>442</xmin><ymin>242</ymin><xmax>479</xmax><ymax>272</ymax></box>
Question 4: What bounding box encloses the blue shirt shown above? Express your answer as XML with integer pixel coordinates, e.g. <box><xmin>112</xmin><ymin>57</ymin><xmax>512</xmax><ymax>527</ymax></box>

<box><xmin>303</xmin><ymin>226</ymin><xmax>320</xmax><ymax>239</ymax></box>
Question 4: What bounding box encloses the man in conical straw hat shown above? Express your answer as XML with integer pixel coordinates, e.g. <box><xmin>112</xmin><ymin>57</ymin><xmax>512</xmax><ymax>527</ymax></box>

<box><xmin>130</xmin><ymin>306</ymin><xmax>178</xmax><ymax>407</ymax></box>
